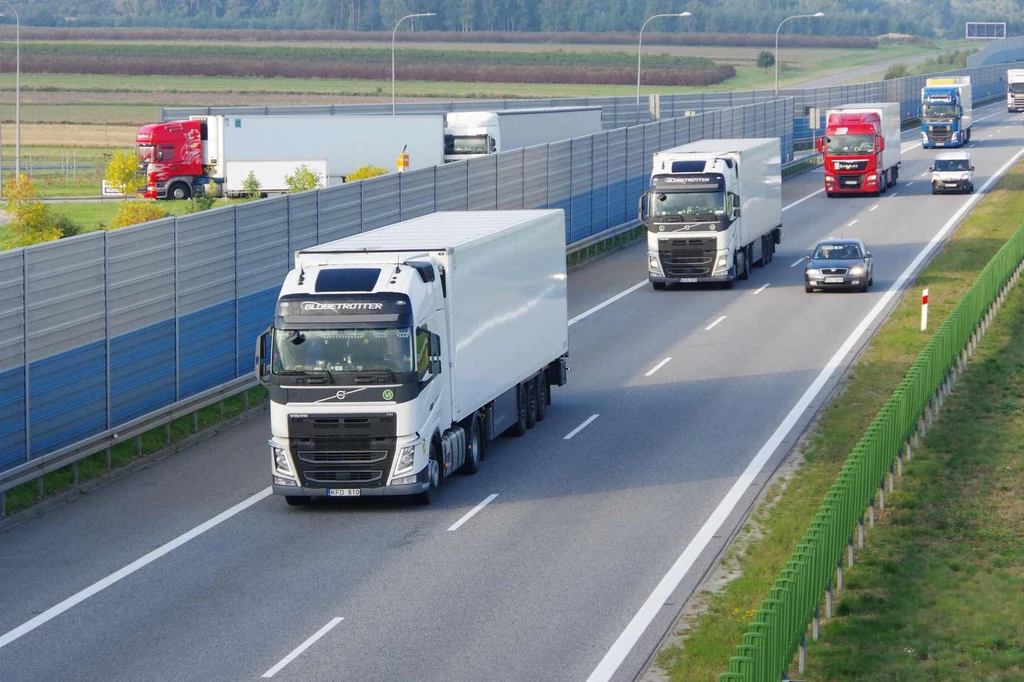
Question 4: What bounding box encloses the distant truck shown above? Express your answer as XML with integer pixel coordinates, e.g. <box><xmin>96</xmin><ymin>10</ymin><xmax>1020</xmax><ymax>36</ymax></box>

<box><xmin>1007</xmin><ymin>69</ymin><xmax>1024</xmax><ymax>112</ymax></box>
<box><xmin>920</xmin><ymin>76</ymin><xmax>972</xmax><ymax>148</ymax></box>
<box><xmin>638</xmin><ymin>138</ymin><xmax>783</xmax><ymax>290</ymax></box>
<box><xmin>135</xmin><ymin>114</ymin><xmax>445</xmax><ymax>200</ymax></box>
<box><xmin>255</xmin><ymin>210</ymin><xmax>570</xmax><ymax>505</ymax></box>
<box><xmin>442</xmin><ymin>107</ymin><xmax>603</xmax><ymax>162</ymax></box>
<box><xmin>818</xmin><ymin>102</ymin><xmax>902</xmax><ymax>197</ymax></box>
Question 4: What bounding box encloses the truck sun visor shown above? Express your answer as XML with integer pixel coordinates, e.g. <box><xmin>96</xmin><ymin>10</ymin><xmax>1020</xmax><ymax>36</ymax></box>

<box><xmin>314</xmin><ymin>268</ymin><xmax>381</xmax><ymax>293</ymax></box>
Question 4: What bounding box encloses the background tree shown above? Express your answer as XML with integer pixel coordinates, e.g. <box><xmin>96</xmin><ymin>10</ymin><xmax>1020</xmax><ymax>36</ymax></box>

<box><xmin>104</xmin><ymin>148</ymin><xmax>144</xmax><ymax>199</ymax></box>
<box><xmin>756</xmin><ymin>50</ymin><xmax>775</xmax><ymax>74</ymax></box>
<box><xmin>285</xmin><ymin>165</ymin><xmax>325</xmax><ymax>192</ymax></box>
<box><xmin>346</xmin><ymin>164</ymin><xmax>389</xmax><ymax>181</ymax></box>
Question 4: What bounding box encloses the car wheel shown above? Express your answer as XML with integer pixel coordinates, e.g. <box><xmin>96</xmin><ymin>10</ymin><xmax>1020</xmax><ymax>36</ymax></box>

<box><xmin>805</xmin><ymin>286</ymin><xmax>814</xmax><ymax>293</ymax></box>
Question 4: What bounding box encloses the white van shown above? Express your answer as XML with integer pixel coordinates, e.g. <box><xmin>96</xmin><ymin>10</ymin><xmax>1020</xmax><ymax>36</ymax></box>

<box><xmin>929</xmin><ymin>151</ymin><xmax>975</xmax><ymax>194</ymax></box>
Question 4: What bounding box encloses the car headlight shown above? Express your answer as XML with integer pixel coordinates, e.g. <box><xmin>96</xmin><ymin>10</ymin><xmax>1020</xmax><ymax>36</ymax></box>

<box><xmin>393</xmin><ymin>440</ymin><xmax>420</xmax><ymax>477</ymax></box>
<box><xmin>960</xmin><ymin>173</ymin><xmax>970</xmax><ymax>181</ymax></box>
<box><xmin>849</xmin><ymin>265</ymin><xmax>865</xmax><ymax>276</ymax></box>
<box><xmin>805</xmin><ymin>268</ymin><xmax>821</xmax><ymax>278</ymax></box>
<box><xmin>270</xmin><ymin>440</ymin><xmax>292</xmax><ymax>475</ymax></box>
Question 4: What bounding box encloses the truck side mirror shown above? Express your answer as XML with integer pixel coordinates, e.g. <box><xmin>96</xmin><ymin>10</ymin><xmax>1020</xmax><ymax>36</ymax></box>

<box><xmin>970</xmin><ymin>166</ymin><xmax>976</xmax><ymax>171</ymax></box>
<box><xmin>928</xmin><ymin>167</ymin><xmax>934</xmax><ymax>172</ymax></box>
<box><xmin>638</xmin><ymin>194</ymin><xmax>648</xmax><ymax>221</ymax></box>
<box><xmin>255</xmin><ymin>327</ymin><xmax>272</xmax><ymax>386</ymax></box>
<box><xmin>730</xmin><ymin>192</ymin><xmax>741</xmax><ymax>219</ymax></box>
<box><xmin>816</xmin><ymin>137</ymin><xmax>824</xmax><ymax>153</ymax></box>
<box><xmin>428</xmin><ymin>332</ymin><xmax>442</xmax><ymax>376</ymax></box>
<box><xmin>877</xmin><ymin>136</ymin><xmax>885</xmax><ymax>151</ymax></box>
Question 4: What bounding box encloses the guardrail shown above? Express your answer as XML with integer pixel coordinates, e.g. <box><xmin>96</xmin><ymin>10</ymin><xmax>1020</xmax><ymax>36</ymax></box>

<box><xmin>717</xmin><ymin>218</ymin><xmax>1024</xmax><ymax>682</ymax></box>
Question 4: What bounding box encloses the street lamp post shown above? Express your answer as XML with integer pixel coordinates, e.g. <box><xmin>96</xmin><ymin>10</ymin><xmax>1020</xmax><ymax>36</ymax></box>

<box><xmin>775</xmin><ymin>12</ymin><xmax>825</xmax><ymax>96</ymax></box>
<box><xmin>637</xmin><ymin>12</ymin><xmax>691</xmax><ymax>116</ymax></box>
<box><xmin>392</xmin><ymin>12</ymin><xmax>435</xmax><ymax>115</ymax></box>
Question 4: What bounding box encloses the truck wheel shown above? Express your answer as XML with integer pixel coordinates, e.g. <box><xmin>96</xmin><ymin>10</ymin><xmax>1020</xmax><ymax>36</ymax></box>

<box><xmin>536</xmin><ymin>372</ymin><xmax>549</xmax><ymax>422</ymax></box>
<box><xmin>826</xmin><ymin>192</ymin><xmax>835</xmax><ymax>198</ymax></box>
<box><xmin>509</xmin><ymin>383</ymin><xmax>528</xmax><ymax>437</ymax></box>
<box><xmin>415</xmin><ymin>452</ymin><xmax>441</xmax><ymax>505</ymax></box>
<box><xmin>652</xmin><ymin>282</ymin><xmax>666</xmax><ymax>291</ymax></box>
<box><xmin>285</xmin><ymin>496</ymin><xmax>308</xmax><ymax>506</ymax></box>
<box><xmin>737</xmin><ymin>249</ymin><xmax>749</xmax><ymax>281</ymax></box>
<box><xmin>168</xmin><ymin>182</ymin><xmax>192</xmax><ymax>200</ymax></box>
<box><xmin>526</xmin><ymin>378</ymin><xmax>538</xmax><ymax>430</ymax></box>
<box><xmin>461</xmin><ymin>417</ymin><xmax>483</xmax><ymax>475</ymax></box>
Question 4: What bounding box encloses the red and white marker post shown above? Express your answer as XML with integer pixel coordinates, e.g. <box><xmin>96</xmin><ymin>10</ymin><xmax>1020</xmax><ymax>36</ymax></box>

<box><xmin>921</xmin><ymin>288</ymin><xmax>929</xmax><ymax>331</ymax></box>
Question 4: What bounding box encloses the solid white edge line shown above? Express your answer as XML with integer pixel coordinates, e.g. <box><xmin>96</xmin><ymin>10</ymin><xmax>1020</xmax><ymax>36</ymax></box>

<box><xmin>704</xmin><ymin>316</ymin><xmax>726</xmax><ymax>331</ymax></box>
<box><xmin>564</xmin><ymin>414</ymin><xmax>600</xmax><ymax>440</ymax></box>
<box><xmin>0</xmin><ymin>487</ymin><xmax>274</xmax><ymax>651</ymax></box>
<box><xmin>584</xmin><ymin>141</ymin><xmax>1024</xmax><ymax>682</ymax></box>
<box><xmin>645</xmin><ymin>357</ymin><xmax>672</xmax><ymax>377</ymax></box>
<box><xmin>753</xmin><ymin>283</ymin><xmax>771</xmax><ymax>295</ymax></box>
<box><xmin>262</xmin><ymin>617</ymin><xmax>344</xmax><ymax>678</ymax></box>
<box><xmin>447</xmin><ymin>494</ymin><xmax>500</xmax><ymax>532</ymax></box>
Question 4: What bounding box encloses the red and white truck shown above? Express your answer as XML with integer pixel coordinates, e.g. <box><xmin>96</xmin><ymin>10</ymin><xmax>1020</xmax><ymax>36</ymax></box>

<box><xmin>817</xmin><ymin>102</ymin><xmax>902</xmax><ymax>198</ymax></box>
<box><xmin>135</xmin><ymin>114</ymin><xmax>445</xmax><ymax>200</ymax></box>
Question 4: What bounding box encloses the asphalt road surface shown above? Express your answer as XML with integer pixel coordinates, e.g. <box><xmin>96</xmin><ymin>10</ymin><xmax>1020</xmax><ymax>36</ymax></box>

<box><xmin>1</xmin><ymin>102</ymin><xmax>1021</xmax><ymax>682</ymax></box>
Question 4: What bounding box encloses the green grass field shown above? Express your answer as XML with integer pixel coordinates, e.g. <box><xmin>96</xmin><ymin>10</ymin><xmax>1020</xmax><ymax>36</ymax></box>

<box><xmin>653</xmin><ymin>161</ymin><xmax>1024</xmax><ymax>681</ymax></box>
<box><xmin>48</xmin><ymin>197</ymin><xmax>246</xmax><ymax>231</ymax></box>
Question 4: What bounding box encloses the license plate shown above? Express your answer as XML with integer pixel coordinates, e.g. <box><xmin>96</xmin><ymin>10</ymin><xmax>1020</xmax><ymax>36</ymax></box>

<box><xmin>328</xmin><ymin>489</ymin><xmax>361</xmax><ymax>497</ymax></box>
<box><xmin>841</xmin><ymin>180</ymin><xmax>858</xmax><ymax>186</ymax></box>
<box><xmin>678</xmin><ymin>278</ymin><xmax>698</xmax><ymax>283</ymax></box>
<box><xmin>825</xmin><ymin>277</ymin><xmax>845</xmax><ymax>283</ymax></box>
<box><xmin>945</xmin><ymin>183</ymin><xmax>958</xmax><ymax>187</ymax></box>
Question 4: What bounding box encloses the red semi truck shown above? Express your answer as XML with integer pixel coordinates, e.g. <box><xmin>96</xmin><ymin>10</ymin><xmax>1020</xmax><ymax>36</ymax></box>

<box><xmin>817</xmin><ymin>102</ymin><xmax>902</xmax><ymax>198</ymax></box>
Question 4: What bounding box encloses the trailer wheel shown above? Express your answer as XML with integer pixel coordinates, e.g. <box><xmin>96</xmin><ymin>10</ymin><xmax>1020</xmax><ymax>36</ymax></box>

<box><xmin>536</xmin><ymin>372</ymin><xmax>549</xmax><ymax>422</ymax></box>
<box><xmin>168</xmin><ymin>182</ymin><xmax>192</xmax><ymax>201</ymax></box>
<box><xmin>525</xmin><ymin>378</ymin><xmax>539</xmax><ymax>430</ymax></box>
<box><xmin>509</xmin><ymin>383</ymin><xmax>528</xmax><ymax>437</ymax></box>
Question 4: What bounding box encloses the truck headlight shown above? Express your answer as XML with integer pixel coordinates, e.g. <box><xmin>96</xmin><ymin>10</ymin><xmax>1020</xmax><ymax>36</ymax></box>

<box><xmin>714</xmin><ymin>249</ymin><xmax>730</xmax><ymax>272</ymax></box>
<box><xmin>849</xmin><ymin>265</ymin><xmax>865</xmax><ymax>276</ymax></box>
<box><xmin>867</xmin><ymin>174</ymin><xmax>877</xmax><ymax>182</ymax></box>
<box><xmin>393</xmin><ymin>440</ymin><xmax>420</xmax><ymax>477</ymax></box>
<box><xmin>648</xmin><ymin>254</ymin><xmax>663</xmax><ymax>275</ymax></box>
<box><xmin>270</xmin><ymin>440</ymin><xmax>292</xmax><ymax>475</ymax></box>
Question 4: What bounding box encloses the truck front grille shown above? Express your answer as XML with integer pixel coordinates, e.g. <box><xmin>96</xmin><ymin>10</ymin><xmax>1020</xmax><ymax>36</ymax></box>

<box><xmin>659</xmin><ymin>237</ymin><xmax>718</xmax><ymax>277</ymax></box>
<box><xmin>928</xmin><ymin>125</ymin><xmax>953</xmax><ymax>143</ymax></box>
<box><xmin>835</xmin><ymin>174</ymin><xmax>864</xmax><ymax>190</ymax></box>
<box><xmin>288</xmin><ymin>413</ymin><xmax>397</xmax><ymax>488</ymax></box>
<box><xmin>303</xmin><ymin>470</ymin><xmax>383</xmax><ymax>485</ymax></box>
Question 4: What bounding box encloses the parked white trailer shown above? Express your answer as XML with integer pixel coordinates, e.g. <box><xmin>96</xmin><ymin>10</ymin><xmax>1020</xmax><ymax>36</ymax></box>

<box><xmin>1007</xmin><ymin>69</ymin><xmax>1024</xmax><ymax>112</ymax></box>
<box><xmin>255</xmin><ymin>210</ymin><xmax>570</xmax><ymax>505</ymax></box>
<box><xmin>224</xmin><ymin>159</ymin><xmax>329</xmax><ymax>197</ymax></box>
<box><xmin>443</xmin><ymin>107</ymin><xmax>603</xmax><ymax>162</ymax></box>
<box><xmin>638</xmin><ymin>138</ymin><xmax>783</xmax><ymax>289</ymax></box>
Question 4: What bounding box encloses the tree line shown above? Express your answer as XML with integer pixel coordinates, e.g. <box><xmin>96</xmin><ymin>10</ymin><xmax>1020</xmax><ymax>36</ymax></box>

<box><xmin>22</xmin><ymin>0</ymin><xmax>1016</xmax><ymax>38</ymax></box>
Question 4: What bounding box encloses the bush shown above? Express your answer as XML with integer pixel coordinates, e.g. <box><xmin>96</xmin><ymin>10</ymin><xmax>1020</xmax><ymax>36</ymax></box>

<box><xmin>185</xmin><ymin>191</ymin><xmax>218</xmax><ymax>213</ymax></box>
<box><xmin>1</xmin><ymin>174</ymin><xmax>62</xmax><ymax>249</ymax></box>
<box><xmin>241</xmin><ymin>170</ymin><xmax>262</xmax><ymax>200</ymax></box>
<box><xmin>110</xmin><ymin>200</ymin><xmax>169</xmax><ymax>229</ymax></box>
<box><xmin>105</xmin><ymin>147</ymin><xmax>143</xmax><ymax>198</ymax></box>
<box><xmin>285</xmin><ymin>165</ymin><xmax>324</xmax><ymax>193</ymax></box>
<box><xmin>53</xmin><ymin>212</ymin><xmax>83</xmax><ymax>239</ymax></box>
<box><xmin>884</xmin><ymin>63</ymin><xmax>910</xmax><ymax>80</ymax></box>
<box><xmin>346</xmin><ymin>165</ymin><xmax>388</xmax><ymax>181</ymax></box>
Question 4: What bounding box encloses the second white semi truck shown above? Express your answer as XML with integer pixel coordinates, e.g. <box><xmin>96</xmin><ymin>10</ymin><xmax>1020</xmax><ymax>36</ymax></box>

<box><xmin>1008</xmin><ymin>69</ymin><xmax>1024</xmax><ymax>112</ymax></box>
<box><xmin>443</xmin><ymin>107</ymin><xmax>603</xmax><ymax>162</ymax></box>
<box><xmin>638</xmin><ymin>138</ymin><xmax>783</xmax><ymax>290</ymax></box>
<box><xmin>256</xmin><ymin>210</ymin><xmax>570</xmax><ymax>505</ymax></box>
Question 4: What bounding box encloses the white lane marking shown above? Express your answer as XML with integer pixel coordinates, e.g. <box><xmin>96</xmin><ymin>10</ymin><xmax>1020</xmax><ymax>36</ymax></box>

<box><xmin>447</xmin><ymin>494</ymin><xmax>500</xmax><ymax>532</ymax></box>
<box><xmin>568</xmin><ymin>281</ymin><xmax>648</xmax><ymax>326</ymax></box>
<box><xmin>564</xmin><ymin>414</ymin><xmax>599</xmax><ymax>440</ymax></box>
<box><xmin>704</xmin><ymin>316</ymin><xmax>726</xmax><ymax>331</ymax></box>
<box><xmin>645</xmin><ymin>357</ymin><xmax>672</xmax><ymax>377</ymax></box>
<box><xmin>889</xmin><ymin>192</ymin><xmax>899</xmax><ymax>197</ymax></box>
<box><xmin>0</xmin><ymin>487</ymin><xmax>273</xmax><ymax>651</ymax></box>
<box><xmin>584</xmin><ymin>140</ymin><xmax>1024</xmax><ymax>682</ymax></box>
<box><xmin>782</xmin><ymin>187</ymin><xmax>824</xmax><ymax>211</ymax></box>
<box><xmin>790</xmin><ymin>258</ymin><xmax>805</xmax><ymax>268</ymax></box>
<box><xmin>753</xmin><ymin>283</ymin><xmax>771</xmax><ymax>295</ymax></box>
<box><xmin>847</xmin><ymin>219</ymin><xmax>858</xmax><ymax>227</ymax></box>
<box><xmin>920</xmin><ymin>171</ymin><xmax>929</xmax><ymax>177</ymax></box>
<box><xmin>870</xmin><ymin>205</ymin><xmax>879</xmax><ymax>212</ymax></box>
<box><xmin>907</xmin><ymin>182</ymin><xmax>914</xmax><ymax>187</ymax></box>
<box><xmin>262</xmin><ymin>617</ymin><xmax>344</xmax><ymax>678</ymax></box>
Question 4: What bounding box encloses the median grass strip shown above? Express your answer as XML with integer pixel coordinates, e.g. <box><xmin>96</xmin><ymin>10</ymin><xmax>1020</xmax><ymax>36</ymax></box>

<box><xmin>652</xmin><ymin>161</ymin><xmax>1024</xmax><ymax>681</ymax></box>
<box><xmin>1</xmin><ymin>386</ymin><xmax>269</xmax><ymax>521</ymax></box>
<box><xmin>801</xmin><ymin>253</ymin><xmax>1024</xmax><ymax>680</ymax></box>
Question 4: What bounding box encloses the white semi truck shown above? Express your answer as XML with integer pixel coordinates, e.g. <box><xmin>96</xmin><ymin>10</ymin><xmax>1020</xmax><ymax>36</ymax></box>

<box><xmin>1008</xmin><ymin>69</ymin><xmax>1024</xmax><ymax>112</ymax></box>
<box><xmin>443</xmin><ymin>107</ymin><xmax>603</xmax><ymax>162</ymax></box>
<box><xmin>255</xmin><ymin>210</ymin><xmax>570</xmax><ymax>505</ymax></box>
<box><xmin>638</xmin><ymin>138</ymin><xmax>783</xmax><ymax>290</ymax></box>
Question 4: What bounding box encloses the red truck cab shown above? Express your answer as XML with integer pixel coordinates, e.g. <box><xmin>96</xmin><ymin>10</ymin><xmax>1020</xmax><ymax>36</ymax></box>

<box><xmin>136</xmin><ymin>120</ymin><xmax>205</xmax><ymax>200</ymax></box>
<box><xmin>817</xmin><ymin>113</ymin><xmax>887</xmax><ymax>197</ymax></box>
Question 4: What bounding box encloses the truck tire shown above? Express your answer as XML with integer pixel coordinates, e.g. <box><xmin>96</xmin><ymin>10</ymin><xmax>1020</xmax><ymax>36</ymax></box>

<box><xmin>461</xmin><ymin>417</ymin><xmax>483</xmax><ymax>475</ymax></box>
<box><xmin>285</xmin><ymin>496</ymin><xmax>308</xmax><ymax>506</ymax></box>
<box><xmin>536</xmin><ymin>372</ymin><xmax>549</xmax><ymax>422</ymax></box>
<box><xmin>526</xmin><ymin>378</ymin><xmax>539</xmax><ymax>430</ymax></box>
<box><xmin>509</xmin><ymin>383</ymin><xmax>528</xmax><ymax>437</ymax></box>
<box><xmin>168</xmin><ymin>182</ymin><xmax>192</xmax><ymax>201</ymax></box>
<box><xmin>415</xmin><ymin>450</ymin><xmax>441</xmax><ymax>505</ymax></box>
<box><xmin>652</xmin><ymin>282</ymin><xmax>666</xmax><ymax>291</ymax></box>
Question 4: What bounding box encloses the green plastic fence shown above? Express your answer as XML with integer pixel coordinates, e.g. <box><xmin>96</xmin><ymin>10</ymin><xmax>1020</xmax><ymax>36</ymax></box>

<box><xmin>718</xmin><ymin>222</ymin><xmax>1024</xmax><ymax>682</ymax></box>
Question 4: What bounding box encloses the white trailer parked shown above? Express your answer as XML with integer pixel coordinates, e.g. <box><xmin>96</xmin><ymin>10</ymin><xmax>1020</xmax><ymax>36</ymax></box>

<box><xmin>443</xmin><ymin>107</ymin><xmax>603</xmax><ymax>162</ymax></box>
<box><xmin>224</xmin><ymin>159</ymin><xmax>329</xmax><ymax>197</ymax></box>
<box><xmin>256</xmin><ymin>210</ymin><xmax>570</xmax><ymax>505</ymax></box>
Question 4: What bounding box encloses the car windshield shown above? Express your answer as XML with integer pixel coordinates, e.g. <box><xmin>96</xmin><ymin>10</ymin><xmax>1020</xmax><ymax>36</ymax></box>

<box><xmin>934</xmin><ymin>159</ymin><xmax>970</xmax><ymax>172</ymax></box>
<box><xmin>651</xmin><ymin>191</ymin><xmax>725</xmax><ymax>220</ymax></box>
<box><xmin>814</xmin><ymin>243</ymin><xmax>862</xmax><ymax>260</ymax></box>
<box><xmin>922</xmin><ymin>103</ymin><xmax>957</xmax><ymax>121</ymax></box>
<box><xmin>825</xmin><ymin>134</ymin><xmax>874</xmax><ymax>155</ymax></box>
<box><xmin>272</xmin><ymin>327</ymin><xmax>414</xmax><ymax>375</ymax></box>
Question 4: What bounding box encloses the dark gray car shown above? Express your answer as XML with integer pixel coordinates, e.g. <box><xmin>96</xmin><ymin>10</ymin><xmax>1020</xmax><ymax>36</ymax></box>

<box><xmin>804</xmin><ymin>238</ymin><xmax>874</xmax><ymax>293</ymax></box>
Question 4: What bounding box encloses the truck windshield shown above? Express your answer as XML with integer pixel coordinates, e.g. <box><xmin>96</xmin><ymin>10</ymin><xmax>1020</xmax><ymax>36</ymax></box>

<box><xmin>921</xmin><ymin>103</ymin><xmax>957</xmax><ymax>121</ymax></box>
<box><xmin>445</xmin><ymin>135</ymin><xmax>490</xmax><ymax>156</ymax></box>
<box><xmin>652</xmin><ymin>191</ymin><xmax>725</xmax><ymax>220</ymax></box>
<box><xmin>137</xmin><ymin>145</ymin><xmax>155</xmax><ymax>166</ymax></box>
<box><xmin>934</xmin><ymin>159</ymin><xmax>970</xmax><ymax>172</ymax></box>
<box><xmin>825</xmin><ymin>135</ymin><xmax>874</xmax><ymax>155</ymax></box>
<box><xmin>272</xmin><ymin>327</ymin><xmax>415</xmax><ymax>375</ymax></box>
<box><xmin>1010</xmin><ymin>84</ymin><xmax>1024</xmax><ymax>94</ymax></box>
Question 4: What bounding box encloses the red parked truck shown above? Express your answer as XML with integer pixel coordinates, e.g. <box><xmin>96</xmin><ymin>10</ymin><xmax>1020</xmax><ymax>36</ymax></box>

<box><xmin>817</xmin><ymin>102</ymin><xmax>902</xmax><ymax>198</ymax></box>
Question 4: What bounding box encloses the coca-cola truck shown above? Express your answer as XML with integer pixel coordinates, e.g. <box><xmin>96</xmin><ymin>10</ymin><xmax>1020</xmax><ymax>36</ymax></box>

<box><xmin>817</xmin><ymin>102</ymin><xmax>902</xmax><ymax>198</ymax></box>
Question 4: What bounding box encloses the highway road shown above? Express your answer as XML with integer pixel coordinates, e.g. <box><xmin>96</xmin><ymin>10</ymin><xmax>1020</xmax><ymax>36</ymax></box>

<box><xmin>1</xmin><ymin>102</ymin><xmax>1021</xmax><ymax>682</ymax></box>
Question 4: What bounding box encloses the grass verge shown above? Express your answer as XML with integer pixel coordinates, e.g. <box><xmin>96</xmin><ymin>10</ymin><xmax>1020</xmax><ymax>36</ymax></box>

<box><xmin>49</xmin><ymin>197</ymin><xmax>247</xmax><ymax>231</ymax></box>
<box><xmin>801</xmin><ymin>247</ymin><xmax>1024</xmax><ymax>680</ymax></box>
<box><xmin>1</xmin><ymin>386</ymin><xmax>269</xmax><ymax>520</ymax></box>
<box><xmin>651</xmin><ymin>159</ymin><xmax>1024</xmax><ymax>681</ymax></box>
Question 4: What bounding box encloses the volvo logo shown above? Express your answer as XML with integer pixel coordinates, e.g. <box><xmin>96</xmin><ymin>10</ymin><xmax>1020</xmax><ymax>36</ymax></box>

<box><xmin>335</xmin><ymin>390</ymin><xmax>347</xmax><ymax>400</ymax></box>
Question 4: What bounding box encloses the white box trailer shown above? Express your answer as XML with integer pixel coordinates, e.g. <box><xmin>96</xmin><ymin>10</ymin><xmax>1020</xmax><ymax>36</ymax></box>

<box><xmin>224</xmin><ymin>159</ymin><xmax>329</xmax><ymax>196</ymax></box>
<box><xmin>194</xmin><ymin>114</ymin><xmax>446</xmax><ymax>186</ymax></box>
<box><xmin>256</xmin><ymin>210</ymin><xmax>570</xmax><ymax>504</ymax></box>
<box><xmin>1007</xmin><ymin>69</ymin><xmax>1024</xmax><ymax>111</ymax></box>
<box><xmin>443</xmin><ymin>106</ymin><xmax>603</xmax><ymax>162</ymax></box>
<box><xmin>639</xmin><ymin>138</ymin><xmax>783</xmax><ymax>288</ymax></box>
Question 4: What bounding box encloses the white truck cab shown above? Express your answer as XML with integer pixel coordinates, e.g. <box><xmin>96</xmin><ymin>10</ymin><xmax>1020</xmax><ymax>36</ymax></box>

<box><xmin>929</xmin><ymin>151</ymin><xmax>975</xmax><ymax>195</ymax></box>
